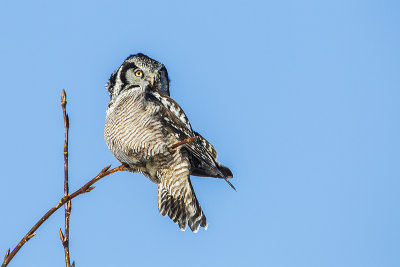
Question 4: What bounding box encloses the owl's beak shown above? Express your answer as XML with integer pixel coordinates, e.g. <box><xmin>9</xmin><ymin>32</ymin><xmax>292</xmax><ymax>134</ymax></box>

<box><xmin>150</xmin><ymin>76</ymin><xmax>155</xmax><ymax>86</ymax></box>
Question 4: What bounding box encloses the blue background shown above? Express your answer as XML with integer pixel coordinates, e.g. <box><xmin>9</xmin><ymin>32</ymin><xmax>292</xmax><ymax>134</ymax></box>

<box><xmin>0</xmin><ymin>1</ymin><xmax>399</xmax><ymax>266</ymax></box>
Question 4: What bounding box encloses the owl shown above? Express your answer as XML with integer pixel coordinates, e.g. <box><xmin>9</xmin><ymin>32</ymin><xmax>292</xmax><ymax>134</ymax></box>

<box><xmin>104</xmin><ymin>53</ymin><xmax>234</xmax><ymax>232</ymax></box>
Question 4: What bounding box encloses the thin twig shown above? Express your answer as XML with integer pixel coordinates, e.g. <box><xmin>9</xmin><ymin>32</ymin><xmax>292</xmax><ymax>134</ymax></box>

<box><xmin>168</xmin><ymin>136</ymin><xmax>199</xmax><ymax>152</ymax></box>
<box><xmin>2</xmin><ymin>250</ymin><xmax>9</xmax><ymax>263</ymax></box>
<box><xmin>60</xmin><ymin>89</ymin><xmax>71</xmax><ymax>267</ymax></box>
<box><xmin>1</xmin><ymin>164</ymin><xmax>128</xmax><ymax>267</ymax></box>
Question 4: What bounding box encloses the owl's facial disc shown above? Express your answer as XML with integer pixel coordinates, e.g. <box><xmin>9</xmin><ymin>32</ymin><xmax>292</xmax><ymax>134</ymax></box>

<box><xmin>106</xmin><ymin>53</ymin><xmax>170</xmax><ymax>98</ymax></box>
<box><xmin>126</xmin><ymin>66</ymin><xmax>156</xmax><ymax>88</ymax></box>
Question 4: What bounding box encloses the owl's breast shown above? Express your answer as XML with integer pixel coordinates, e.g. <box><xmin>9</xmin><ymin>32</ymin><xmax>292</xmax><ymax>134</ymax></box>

<box><xmin>104</xmin><ymin>95</ymin><xmax>169</xmax><ymax>166</ymax></box>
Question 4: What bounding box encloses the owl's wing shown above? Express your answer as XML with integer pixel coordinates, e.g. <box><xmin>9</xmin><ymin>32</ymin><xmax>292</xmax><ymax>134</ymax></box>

<box><xmin>190</xmin><ymin>132</ymin><xmax>233</xmax><ymax>179</ymax></box>
<box><xmin>158</xmin><ymin>153</ymin><xmax>207</xmax><ymax>232</ymax></box>
<box><xmin>146</xmin><ymin>91</ymin><xmax>219</xmax><ymax>170</ymax></box>
<box><xmin>194</xmin><ymin>132</ymin><xmax>218</xmax><ymax>159</ymax></box>
<box><xmin>146</xmin><ymin>89</ymin><xmax>234</xmax><ymax>188</ymax></box>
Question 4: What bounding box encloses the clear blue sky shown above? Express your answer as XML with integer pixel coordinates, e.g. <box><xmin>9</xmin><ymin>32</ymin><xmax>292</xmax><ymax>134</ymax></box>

<box><xmin>0</xmin><ymin>1</ymin><xmax>399</xmax><ymax>266</ymax></box>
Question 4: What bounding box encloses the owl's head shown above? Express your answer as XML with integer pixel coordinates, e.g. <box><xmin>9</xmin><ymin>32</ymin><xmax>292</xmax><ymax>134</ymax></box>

<box><xmin>106</xmin><ymin>53</ymin><xmax>170</xmax><ymax>99</ymax></box>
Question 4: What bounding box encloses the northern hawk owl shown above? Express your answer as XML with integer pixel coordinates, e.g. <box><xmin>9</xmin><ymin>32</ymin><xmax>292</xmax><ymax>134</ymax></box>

<box><xmin>104</xmin><ymin>53</ymin><xmax>234</xmax><ymax>232</ymax></box>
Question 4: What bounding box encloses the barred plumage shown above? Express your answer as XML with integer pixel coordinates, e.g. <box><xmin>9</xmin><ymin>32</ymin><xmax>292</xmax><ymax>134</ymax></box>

<box><xmin>104</xmin><ymin>53</ymin><xmax>233</xmax><ymax>232</ymax></box>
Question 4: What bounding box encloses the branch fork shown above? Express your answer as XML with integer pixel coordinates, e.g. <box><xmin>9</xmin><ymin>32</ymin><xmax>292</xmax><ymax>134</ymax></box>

<box><xmin>1</xmin><ymin>90</ymin><xmax>127</xmax><ymax>267</ymax></box>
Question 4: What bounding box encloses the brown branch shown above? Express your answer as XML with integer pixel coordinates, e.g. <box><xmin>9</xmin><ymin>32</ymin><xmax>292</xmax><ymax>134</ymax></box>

<box><xmin>168</xmin><ymin>136</ymin><xmax>199</xmax><ymax>152</ymax></box>
<box><xmin>2</xmin><ymin>250</ymin><xmax>9</xmax><ymax>264</ymax></box>
<box><xmin>1</xmin><ymin>164</ymin><xmax>128</xmax><ymax>267</ymax></box>
<box><xmin>60</xmin><ymin>89</ymin><xmax>71</xmax><ymax>267</ymax></box>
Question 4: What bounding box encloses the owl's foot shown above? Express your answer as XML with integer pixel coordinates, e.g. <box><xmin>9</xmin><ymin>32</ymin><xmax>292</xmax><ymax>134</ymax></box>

<box><xmin>168</xmin><ymin>136</ymin><xmax>199</xmax><ymax>153</ymax></box>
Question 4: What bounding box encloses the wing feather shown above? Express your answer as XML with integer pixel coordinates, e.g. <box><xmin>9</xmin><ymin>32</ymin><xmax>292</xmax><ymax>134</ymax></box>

<box><xmin>147</xmin><ymin>88</ymin><xmax>234</xmax><ymax>190</ymax></box>
<box><xmin>146</xmin><ymin>90</ymin><xmax>225</xmax><ymax>175</ymax></box>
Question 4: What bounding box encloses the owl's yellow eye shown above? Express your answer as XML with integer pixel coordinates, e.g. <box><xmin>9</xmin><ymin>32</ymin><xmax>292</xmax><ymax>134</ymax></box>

<box><xmin>135</xmin><ymin>70</ymin><xmax>143</xmax><ymax>77</ymax></box>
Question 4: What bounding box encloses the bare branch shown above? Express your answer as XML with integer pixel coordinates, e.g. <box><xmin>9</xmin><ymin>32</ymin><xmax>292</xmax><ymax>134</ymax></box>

<box><xmin>1</xmin><ymin>164</ymin><xmax>128</xmax><ymax>267</ymax></box>
<box><xmin>61</xmin><ymin>89</ymin><xmax>72</xmax><ymax>267</ymax></box>
<box><xmin>2</xmin><ymin>249</ymin><xmax>10</xmax><ymax>263</ymax></box>
<box><xmin>168</xmin><ymin>136</ymin><xmax>199</xmax><ymax>152</ymax></box>
<box><xmin>1</xmin><ymin>90</ymin><xmax>128</xmax><ymax>267</ymax></box>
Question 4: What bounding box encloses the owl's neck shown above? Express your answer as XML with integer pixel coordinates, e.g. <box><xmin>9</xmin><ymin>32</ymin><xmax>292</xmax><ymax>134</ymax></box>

<box><xmin>107</xmin><ymin>85</ymin><xmax>146</xmax><ymax>116</ymax></box>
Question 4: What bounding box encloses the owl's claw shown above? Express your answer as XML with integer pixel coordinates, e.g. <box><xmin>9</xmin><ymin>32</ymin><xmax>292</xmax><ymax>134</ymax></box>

<box><xmin>169</xmin><ymin>136</ymin><xmax>199</xmax><ymax>153</ymax></box>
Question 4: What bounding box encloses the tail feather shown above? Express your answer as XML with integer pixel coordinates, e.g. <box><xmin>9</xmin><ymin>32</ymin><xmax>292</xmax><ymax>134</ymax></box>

<box><xmin>158</xmin><ymin>157</ymin><xmax>208</xmax><ymax>232</ymax></box>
